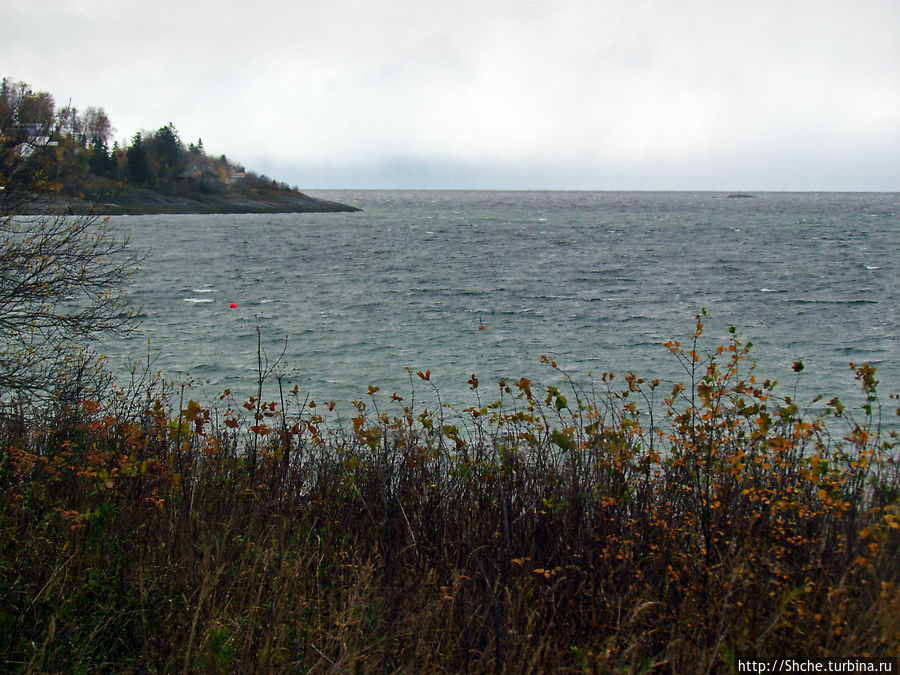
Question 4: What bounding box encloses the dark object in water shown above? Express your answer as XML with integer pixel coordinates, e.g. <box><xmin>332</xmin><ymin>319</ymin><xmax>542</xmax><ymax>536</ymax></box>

<box><xmin>727</xmin><ymin>193</ymin><xmax>756</xmax><ymax>198</ymax></box>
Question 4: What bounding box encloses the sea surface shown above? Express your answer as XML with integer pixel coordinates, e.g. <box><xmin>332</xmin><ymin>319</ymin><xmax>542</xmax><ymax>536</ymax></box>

<box><xmin>98</xmin><ymin>191</ymin><xmax>899</xmax><ymax>423</ymax></box>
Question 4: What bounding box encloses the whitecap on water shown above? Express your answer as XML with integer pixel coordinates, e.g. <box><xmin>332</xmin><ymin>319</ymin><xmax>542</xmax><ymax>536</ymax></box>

<box><xmin>183</xmin><ymin>298</ymin><xmax>213</xmax><ymax>303</ymax></box>
<box><xmin>865</xmin><ymin>265</ymin><xmax>879</xmax><ymax>270</ymax></box>
<box><xmin>192</xmin><ymin>288</ymin><xmax>216</xmax><ymax>293</ymax></box>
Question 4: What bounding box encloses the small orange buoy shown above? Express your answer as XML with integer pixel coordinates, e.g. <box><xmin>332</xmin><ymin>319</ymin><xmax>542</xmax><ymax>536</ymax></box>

<box><xmin>479</xmin><ymin>325</ymin><xmax>487</xmax><ymax>330</ymax></box>
<box><xmin>229</xmin><ymin>302</ymin><xmax>238</xmax><ymax>309</ymax></box>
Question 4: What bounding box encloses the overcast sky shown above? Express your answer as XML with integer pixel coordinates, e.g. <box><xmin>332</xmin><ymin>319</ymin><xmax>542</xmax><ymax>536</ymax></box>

<box><xmin>4</xmin><ymin>0</ymin><xmax>899</xmax><ymax>190</ymax></box>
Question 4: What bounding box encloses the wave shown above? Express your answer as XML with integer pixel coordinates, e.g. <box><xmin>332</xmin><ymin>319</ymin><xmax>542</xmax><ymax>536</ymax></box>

<box><xmin>785</xmin><ymin>298</ymin><xmax>877</xmax><ymax>306</ymax></box>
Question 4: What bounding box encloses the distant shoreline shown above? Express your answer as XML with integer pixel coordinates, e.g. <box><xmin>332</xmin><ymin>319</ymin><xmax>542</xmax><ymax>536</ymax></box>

<box><xmin>18</xmin><ymin>186</ymin><xmax>361</xmax><ymax>215</ymax></box>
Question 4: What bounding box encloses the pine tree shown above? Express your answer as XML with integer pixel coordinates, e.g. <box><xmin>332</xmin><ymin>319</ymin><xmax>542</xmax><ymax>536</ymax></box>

<box><xmin>125</xmin><ymin>132</ymin><xmax>149</xmax><ymax>184</ymax></box>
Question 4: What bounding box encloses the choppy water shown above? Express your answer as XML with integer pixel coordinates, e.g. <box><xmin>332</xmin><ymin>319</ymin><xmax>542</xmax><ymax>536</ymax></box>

<box><xmin>98</xmin><ymin>191</ymin><xmax>898</xmax><ymax>418</ymax></box>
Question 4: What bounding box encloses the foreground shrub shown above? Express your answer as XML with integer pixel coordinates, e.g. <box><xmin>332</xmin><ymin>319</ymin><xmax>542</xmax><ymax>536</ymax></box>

<box><xmin>1</xmin><ymin>315</ymin><xmax>898</xmax><ymax>672</ymax></box>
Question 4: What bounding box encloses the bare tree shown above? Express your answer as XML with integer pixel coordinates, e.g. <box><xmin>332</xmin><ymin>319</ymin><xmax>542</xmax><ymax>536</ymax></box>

<box><xmin>1</xmin><ymin>77</ymin><xmax>143</xmax><ymax>401</ymax></box>
<box><xmin>80</xmin><ymin>106</ymin><xmax>113</xmax><ymax>146</ymax></box>
<box><xmin>0</xmin><ymin>212</ymin><xmax>143</xmax><ymax>400</ymax></box>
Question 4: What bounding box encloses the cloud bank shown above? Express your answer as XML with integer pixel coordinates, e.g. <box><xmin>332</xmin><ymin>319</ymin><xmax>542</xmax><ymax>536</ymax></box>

<box><xmin>5</xmin><ymin>0</ymin><xmax>899</xmax><ymax>189</ymax></box>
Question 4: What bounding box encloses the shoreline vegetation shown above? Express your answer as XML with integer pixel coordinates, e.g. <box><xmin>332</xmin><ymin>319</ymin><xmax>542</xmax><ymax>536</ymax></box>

<box><xmin>1</xmin><ymin>77</ymin><xmax>359</xmax><ymax>215</ymax></box>
<box><xmin>2</xmin><ymin>76</ymin><xmax>899</xmax><ymax>671</ymax></box>
<box><xmin>1</xmin><ymin>317</ymin><xmax>898</xmax><ymax>672</ymax></box>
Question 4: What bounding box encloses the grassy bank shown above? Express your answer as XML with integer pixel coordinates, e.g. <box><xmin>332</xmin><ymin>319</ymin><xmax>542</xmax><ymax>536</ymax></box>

<box><xmin>1</xmin><ymin>317</ymin><xmax>898</xmax><ymax>673</ymax></box>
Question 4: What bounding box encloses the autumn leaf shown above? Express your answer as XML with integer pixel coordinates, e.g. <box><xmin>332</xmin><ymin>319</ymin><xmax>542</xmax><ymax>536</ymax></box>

<box><xmin>81</xmin><ymin>399</ymin><xmax>101</xmax><ymax>415</ymax></box>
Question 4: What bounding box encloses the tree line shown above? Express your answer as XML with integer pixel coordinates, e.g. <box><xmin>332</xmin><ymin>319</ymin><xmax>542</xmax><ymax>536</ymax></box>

<box><xmin>1</xmin><ymin>76</ymin><xmax>300</xmax><ymax>208</ymax></box>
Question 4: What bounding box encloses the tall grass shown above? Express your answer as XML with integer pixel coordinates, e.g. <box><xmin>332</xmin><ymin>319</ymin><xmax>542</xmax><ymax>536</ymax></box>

<box><xmin>1</xmin><ymin>315</ymin><xmax>898</xmax><ymax>673</ymax></box>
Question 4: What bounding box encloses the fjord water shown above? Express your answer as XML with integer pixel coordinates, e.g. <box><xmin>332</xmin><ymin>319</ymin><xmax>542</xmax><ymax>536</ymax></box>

<box><xmin>101</xmin><ymin>191</ymin><xmax>898</xmax><ymax>416</ymax></box>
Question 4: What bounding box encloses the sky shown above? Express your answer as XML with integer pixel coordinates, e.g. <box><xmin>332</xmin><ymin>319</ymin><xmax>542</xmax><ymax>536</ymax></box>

<box><xmin>4</xmin><ymin>0</ymin><xmax>899</xmax><ymax>190</ymax></box>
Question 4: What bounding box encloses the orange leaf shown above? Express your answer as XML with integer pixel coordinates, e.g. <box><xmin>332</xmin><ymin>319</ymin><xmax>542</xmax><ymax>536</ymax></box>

<box><xmin>81</xmin><ymin>400</ymin><xmax>101</xmax><ymax>415</ymax></box>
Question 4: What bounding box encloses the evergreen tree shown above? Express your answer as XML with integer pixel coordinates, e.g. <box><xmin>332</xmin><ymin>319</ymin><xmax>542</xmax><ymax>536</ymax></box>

<box><xmin>125</xmin><ymin>132</ymin><xmax>149</xmax><ymax>184</ymax></box>
<box><xmin>88</xmin><ymin>137</ymin><xmax>115</xmax><ymax>178</ymax></box>
<box><xmin>148</xmin><ymin>123</ymin><xmax>184</xmax><ymax>184</ymax></box>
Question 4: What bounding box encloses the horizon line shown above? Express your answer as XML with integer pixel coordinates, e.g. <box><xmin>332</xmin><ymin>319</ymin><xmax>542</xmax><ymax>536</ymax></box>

<box><xmin>302</xmin><ymin>187</ymin><xmax>900</xmax><ymax>193</ymax></box>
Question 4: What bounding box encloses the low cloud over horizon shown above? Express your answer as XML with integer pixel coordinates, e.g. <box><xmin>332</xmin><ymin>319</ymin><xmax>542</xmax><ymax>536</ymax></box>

<box><xmin>5</xmin><ymin>0</ymin><xmax>899</xmax><ymax>190</ymax></box>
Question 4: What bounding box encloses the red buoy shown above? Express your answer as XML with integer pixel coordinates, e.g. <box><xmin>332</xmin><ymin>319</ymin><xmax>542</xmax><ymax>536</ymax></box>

<box><xmin>229</xmin><ymin>302</ymin><xmax>238</xmax><ymax>309</ymax></box>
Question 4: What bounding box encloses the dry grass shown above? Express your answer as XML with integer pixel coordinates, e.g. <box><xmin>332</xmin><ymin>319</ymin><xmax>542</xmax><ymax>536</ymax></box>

<box><xmin>1</xmin><ymin>315</ymin><xmax>898</xmax><ymax>673</ymax></box>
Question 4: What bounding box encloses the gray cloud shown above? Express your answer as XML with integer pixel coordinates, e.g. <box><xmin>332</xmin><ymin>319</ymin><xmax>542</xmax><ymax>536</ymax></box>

<box><xmin>4</xmin><ymin>0</ymin><xmax>899</xmax><ymax>189</ymax></box>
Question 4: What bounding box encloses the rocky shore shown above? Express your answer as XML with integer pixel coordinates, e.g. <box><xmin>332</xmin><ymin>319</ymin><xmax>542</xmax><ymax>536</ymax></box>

<box><xmin>23</xmin><ymin>185</ymin><xmax>360</xmax><ymax>215</ymax></box>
